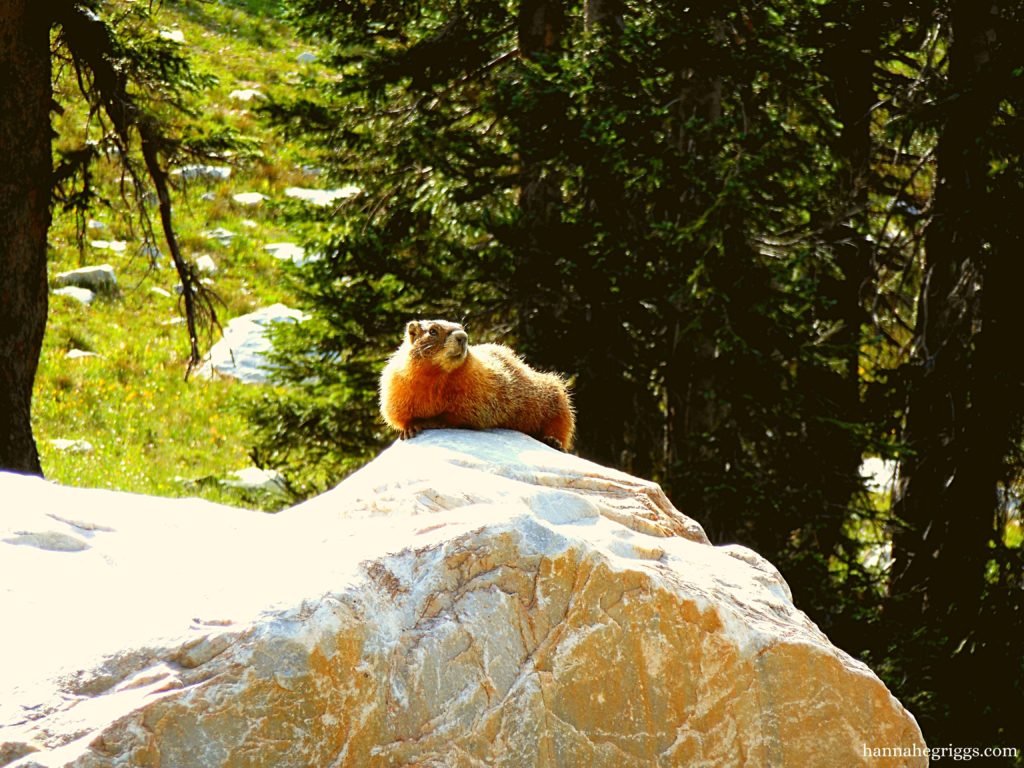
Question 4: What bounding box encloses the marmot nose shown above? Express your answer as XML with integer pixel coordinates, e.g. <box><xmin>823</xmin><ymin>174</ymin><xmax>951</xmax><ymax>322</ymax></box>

<box><xmin>452</xmin><ymin>330</ymin><xmax>468</xmax><ymax>347</ymax></box>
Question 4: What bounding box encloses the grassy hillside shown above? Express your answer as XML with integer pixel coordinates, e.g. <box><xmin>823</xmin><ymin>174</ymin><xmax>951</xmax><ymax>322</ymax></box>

<box><xmin>36</xmin><ymin>0</ymin><xmax>323</xmax><ymax>509</ymax></box>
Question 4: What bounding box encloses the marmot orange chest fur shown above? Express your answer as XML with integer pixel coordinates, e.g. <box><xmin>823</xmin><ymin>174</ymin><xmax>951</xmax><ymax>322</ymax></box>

<box><xmin>379</xmin><ymin>320</ymin><xmax>575</xmax><ymax>451</ymax></box>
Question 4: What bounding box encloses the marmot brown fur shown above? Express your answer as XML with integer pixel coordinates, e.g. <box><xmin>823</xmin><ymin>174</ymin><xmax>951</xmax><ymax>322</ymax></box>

<box><xmin>379</xmin><ymin>319</ymin><xmax>575</xmax><ymax>450</ymax></box>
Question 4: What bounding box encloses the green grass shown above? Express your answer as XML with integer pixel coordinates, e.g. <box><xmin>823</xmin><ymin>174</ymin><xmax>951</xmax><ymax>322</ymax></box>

<box><xmin>36</xmin><ymin>0</ymin><xmax>320</xmax><ymax>509</ymax></box>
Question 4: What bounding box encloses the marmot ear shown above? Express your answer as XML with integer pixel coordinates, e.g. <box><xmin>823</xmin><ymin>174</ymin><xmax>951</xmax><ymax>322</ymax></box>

<box><xmin>406</xmin><ymin>320</ymin><xmax>422</xmax><ymax>340</ymax></box>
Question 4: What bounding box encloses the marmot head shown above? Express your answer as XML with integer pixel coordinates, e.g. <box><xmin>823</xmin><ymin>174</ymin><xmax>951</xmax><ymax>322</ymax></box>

<box><xmin>405</xmin><ymin>319</ymin><xmax>469</xmax><ymax>370</ymax></box>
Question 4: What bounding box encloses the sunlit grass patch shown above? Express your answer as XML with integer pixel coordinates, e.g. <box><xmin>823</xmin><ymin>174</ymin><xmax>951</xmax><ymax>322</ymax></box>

<box><xmin>36</xmin><ymin>0</ymin><xmax>320</xmax><ymax>510</ymax></box>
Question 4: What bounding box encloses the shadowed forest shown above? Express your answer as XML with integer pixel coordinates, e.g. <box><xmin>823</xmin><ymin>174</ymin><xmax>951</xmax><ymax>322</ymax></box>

<box><xmin>1</xmin><ymin>0</ymin><xmax>1022</xmax><ymax>761</ymax></box>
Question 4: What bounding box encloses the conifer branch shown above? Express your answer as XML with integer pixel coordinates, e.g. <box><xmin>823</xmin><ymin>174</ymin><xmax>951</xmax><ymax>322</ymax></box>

<box><xmin>54</xmin><ymin>2</ymin><xmax>218</xmax><ymax>376</ymax></box>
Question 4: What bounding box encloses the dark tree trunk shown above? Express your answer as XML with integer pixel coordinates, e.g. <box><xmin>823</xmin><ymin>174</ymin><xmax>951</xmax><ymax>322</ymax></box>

<box><xmin>518</xmin><ymin>0</ymin><xmax>564</xmax><ymax>56</ymax></box>
<box><xmin>514</xmin><ymin>0</ymin><xmax>565</xmax><ymax>308</ymax></box>
<box><xmin>584</xmin><ymin>0</ymin><xmax>624</xmax><ymax>33</ymax></box>
<box><xmin>812</xmin><ymin>0</ymin><xmax>877</xmax><ymax>557</ymax></box>
<box><xmin>512</xmin><ymin>0</ymin><xmax>572</xmax><ymax>417</ymax></box>
<box><xmin>887</xmin><ymin>5</ymin><xmax>1024</xmax><ymax>745</ymax></box>
<box><xmin>0</xmin><ymin>2</ymin><xmax>51</xmax><ymax>476</ymax></box>
<box><xmin>663</xmin><ymin>30</ymin><xmax>726</xmax><ymax>509</ymax></box>
<box><xmin>890</xmin><ymin>1</ymin><xmax>1007</xmax><ymax>630</ymax></box>
<box><xmin>568</xmin><ymin>0</ymin><xmax>641</xmax><ymax>471</ymax></box>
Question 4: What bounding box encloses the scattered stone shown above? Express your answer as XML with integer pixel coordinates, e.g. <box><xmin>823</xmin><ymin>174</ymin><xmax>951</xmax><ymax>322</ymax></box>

<box><xmin>232</xmin><ymin>192</ymin><xmax>267</xmax><ymax>206</ymax></box>
<box><xmin>49</xmin><ymin>438</ymin><xmax>94</xmax><ymax>454</ymax></box>
<box><xmin>195</xmin><ymin>255</ymin><xmax>218</xmax><ymax>276</ymax></box>
<box><xmin>196</xmin><ymin>303</ymin><xmax>306</xmax><ymax>383</ymax></box>
<box><xmin>263</xmin><ymin>242</ymin><xmax>320</xmax><ymax>267</ymax></box>
<box><xmin>90</xmin><ymin>239</ymin><xmax>127</xmax><ymax>253</ymax></box>
<box><xmin>228</xmin><ymin>89</ymin><xmax>265</xmax><ymax>102</ymax></box>
<box><xmin>87</xmin><ymin>219</ymin><xmax>106</xmax><ymax>231</ymax></box>
<box><xmin>201</xmin><ymin>192</ymin><xmax>217</xmax><ymax>202</ymax></box>
<box><xmin>53</xmin><ymin>286</ymin><xmax>95</xmax><ymax>305</ymax></box>
<box><xmin>284</xmin><ymin>185</ymin><xmax>360</xmax><ymax>207</ymax></box>
<box><xmin>296</xmin><ymin>51</ymin><xmax>317</xmax><ymax>64</ymax></box>
<box><xmin>264</xmin><ymin>242</ymin><xmax>302</xmax><ymax>260</ymax></box>
<box><xmin>240</xmin><ymin>219</ymin><xmax>259</xmax><ymax>229</ymax></box>
<box><xmin>203</xmin><ymin>227</ymin><xmax>236</xmax><ymax>245</ymax></box>
<box><xmin>172</xmin><ymin>164</ymin><xmax>231</xmax><ymax>181</ymax></box>
<box><xmin>150</xmin><ymin>287</ymin><xmax>173</xmax><ymax>299</ymax></box>
<box><xmin>221</xmin><ymin>467</ymin><xmax>288</xmax><ymax>496</ymax></box>
<box><xmin>159</xmin><ymin>28</ymin><xmax>185</xmax><ymax>44</ymax></box>
<box><xmin>55</xmin><ymin>264</ymin><xmax>117</xmax><ymax>294</ymax></box>
<box><xmin>65</xmin><ymin>349</ymin><xmax>100</xmax><ymax>360</ymax></box>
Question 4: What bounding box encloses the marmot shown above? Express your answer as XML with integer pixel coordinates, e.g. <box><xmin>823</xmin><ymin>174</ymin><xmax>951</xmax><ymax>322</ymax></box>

<box><xmin>379</xmin><ymin>319</ymin><xmax>575</xmax><ymax>451</ymax></box>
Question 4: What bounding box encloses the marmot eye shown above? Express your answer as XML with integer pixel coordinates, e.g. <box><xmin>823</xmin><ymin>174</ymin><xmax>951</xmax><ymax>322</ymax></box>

<box><xmin>428</xmin><ymin>328</ymin><xmax>438</xmax><ymax>336</ymax></box>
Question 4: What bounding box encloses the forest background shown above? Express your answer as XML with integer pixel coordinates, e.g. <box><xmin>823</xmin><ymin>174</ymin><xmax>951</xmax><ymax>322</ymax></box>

<box><xmin>2</xmin><ymin>0</ymin><xmax>1022</xmax><ymax>761</ymax></box>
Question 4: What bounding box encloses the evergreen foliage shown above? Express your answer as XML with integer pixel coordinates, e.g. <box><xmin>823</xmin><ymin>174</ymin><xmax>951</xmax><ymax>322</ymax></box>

<box><xmin>251</xmin><ymin>0</ymin><xmax>1024</xmax><ymax>757</ymax></box>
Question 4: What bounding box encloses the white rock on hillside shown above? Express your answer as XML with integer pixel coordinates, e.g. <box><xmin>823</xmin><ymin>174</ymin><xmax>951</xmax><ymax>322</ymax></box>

<box><xmin>52</xmin><ymin>286</ymin><xmax>95</xmax><ymax>305</ymax></box>
<box><xmin>54</xmin><ymin>264</ymin><xmax>117</xmax><ymax>294</ymax></box>
<box><xmin>231</xmin><ymin>191</ymin><xmax>267</xmax><ymax>206</ymax></box>
<box><xmin>203</xmin><ymin>227</ymin><xmax>236</xmax><ymax>246</ymax></box>
<box><xmin>264</xmin><ymin>241</ymin><xmax>320</xmax><ymax>267</ymax></box>
<box><xmin>48</xmin><ymin>438</ymin><xmax>94</xmax><ymax>454</ymax></box>
<box><xmin>228</xmin><ymin>89</ymin><xmax>265</xmax><ymax>102</ymax></box>
<box><xmin>64</xmin><ymin>349</ymin><xmax>99</xmax><ymax>360</ymax></box>
<box><xmin>171</xmin><ymin>164</ymin><xmax>231</xmax><ymax>181</ymax></box>
<box><xmin>194</xmin><ymin>254</ymin><xmax>218</xmax><ymax>276</ymax></box>
<box><xmin>284</xmin><ymin>185</ymin><xmax>360</xmax><ymax>206</ymax></box>
<box><xmin>196</xmin><ymin>303</ymin><xmax>306</xmax><ymax>383</ymax></box>
<box><xmin>0</xmin><ymin>430</ymin><xmax>927</xmax><ymax>767</ymax></box>
<box><xmin>89</xmin><ymin>239</ymin><xmax>127</xmax><ymax>253</ymax></box>
<box><xmin>159</xmin><ymin>28</ymin><xmax>185</xmax><ymax>44</ymax></box>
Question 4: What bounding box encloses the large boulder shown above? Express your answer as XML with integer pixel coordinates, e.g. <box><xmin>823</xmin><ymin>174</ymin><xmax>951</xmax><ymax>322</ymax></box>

<box><xmin>0</xmin><ymin>431</ymin><xmax>926</xmax><ymax>767</ymax></box>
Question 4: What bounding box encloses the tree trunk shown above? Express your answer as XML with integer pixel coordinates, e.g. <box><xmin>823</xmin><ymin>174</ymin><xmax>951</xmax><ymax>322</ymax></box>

<box><xmin>885</xmin><ymin>6</ymin><xmax>1024</xmax><ymax>746</ymax></box>
<box><xmin>512</xmin><ymin>0</ymin><xmax>569</xmax><ymax>396</ymax></box>
<box><xmin>515</xmin><ymin>0</ymin><xmax>565</xmax><ymax>308</ymax></box>
<box><xmin>567</xmin><ymin>0</ymin><xmax>641</xmax><ymax>471</ymax></box>
<box><xmin>0</xmin><ymin>2</ymin><xmax>51</xmax><ymax>476</ymax></box>
<box><xmin>584</xmin><ymin>0</ymin><xmax>623</xmax><ymax>33</ymax></box>
<box><xmin>890</xmin><ymin>1</ymin><xmax>1005</xmax><ymax>630</ymax></box>
<box><xmin>812</xmin><ymin>0</ymin><xmax>877</xmax><ymax>559</ymax></box>
<box><xmin>663</xmin><ymin>27</ymin><xmax>726</xmax><ymax>509</ymax></box>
